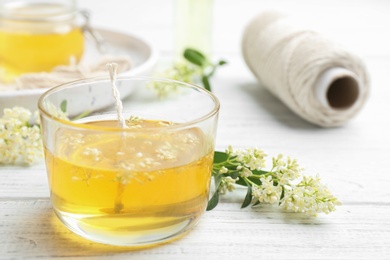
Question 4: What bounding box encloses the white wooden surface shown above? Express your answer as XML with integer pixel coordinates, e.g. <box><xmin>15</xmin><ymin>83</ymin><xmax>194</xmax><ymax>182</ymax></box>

<box><xmin>1</xmin><ymin>0</ymin><xmax>390</xmax><ymax>259</ymax></box>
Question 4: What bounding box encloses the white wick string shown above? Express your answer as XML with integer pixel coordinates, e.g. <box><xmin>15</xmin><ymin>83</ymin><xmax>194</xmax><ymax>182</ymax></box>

<box><xmin>106</xmin><ymin>63</ymin><xmax>127</xmax><ymax>128</ymax></box>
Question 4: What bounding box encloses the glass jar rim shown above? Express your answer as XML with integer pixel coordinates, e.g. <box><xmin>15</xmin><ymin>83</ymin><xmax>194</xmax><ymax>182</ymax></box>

<box><xmin>0</xmin><ymin>0</ymin><xmax>79</xmax><ymax>22</ymax></box>
<box><xmin>38</xmin><ymin>76</ymin><xmax>221</xmax><ymax>132</ymax></box>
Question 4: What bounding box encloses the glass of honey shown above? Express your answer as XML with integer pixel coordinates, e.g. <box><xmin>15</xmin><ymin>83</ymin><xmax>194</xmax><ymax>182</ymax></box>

<box><xmin>38</xmin><ymin>76</ymin><xmax>220</xmax><ymax>246</ymax></box>
<box><xmin>0</xmin><ymin>0</ymin><xmax>84</xmax><ymax>83</ymax></box>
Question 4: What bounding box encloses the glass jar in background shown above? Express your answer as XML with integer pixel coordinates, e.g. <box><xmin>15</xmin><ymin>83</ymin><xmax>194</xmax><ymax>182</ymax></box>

<box><xmin>174</xmin><ymin>0</ymin><xmax>214</xmax><ymax>59</ymax></box>
<box><xmin>0</xmin><ymin>0</ymin><xmax>85</xmax><ymax>83</ymax></box>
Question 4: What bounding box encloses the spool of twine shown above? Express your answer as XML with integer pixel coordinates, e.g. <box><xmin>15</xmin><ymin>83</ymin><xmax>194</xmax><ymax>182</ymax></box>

<box><xmin>242</xmin><ymin>10</ymin><xmax>370</xmax><ymax>127</ymax></box>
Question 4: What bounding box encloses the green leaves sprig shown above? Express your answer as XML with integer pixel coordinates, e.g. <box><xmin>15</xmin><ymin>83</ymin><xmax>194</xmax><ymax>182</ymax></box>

<box><xmin>208</xmin><ymin>151</ymin><xmax>268</xmax><ymax>210</ymax></box>
<box><xmin>183</xmin><ymin>48</ymin><xmax>227</xmax><ymax>92</ymax></box>
<box><xmin>149</xmin><ymin>48</ymin><xmax>226</xmax><ymax>97</ymax></box>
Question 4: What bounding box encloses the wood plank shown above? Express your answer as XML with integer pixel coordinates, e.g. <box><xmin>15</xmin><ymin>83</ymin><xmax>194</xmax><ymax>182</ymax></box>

<box><xmin>0</xmin><ymin>164</ymin><xmax>49</xmax><ymax>198</ymax></box>
<box><xmin>0</xmin><ymin>199</ymin><xmax>389</xmax><ymax>259</ymax></box>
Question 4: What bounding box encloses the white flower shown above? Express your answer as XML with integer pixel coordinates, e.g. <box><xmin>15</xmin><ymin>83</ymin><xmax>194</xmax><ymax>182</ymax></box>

<box><xmin>43</xmin><ymin>101</ymin><xmax>69</xmax><ymax>120</ymax></box>
<box><xmin>272</xmin><ymin>154</ymin><xmax>302</xmax><ymax>184</ymax></box>
<box><xmin>82</xmin><ymin>147</ymin><xmax>103</xmax><ymax>162</ymax></box>
<box><xmin>156</xmin><ymin>147</ymin><xmax>177</xmax><ymax>160</ymax></box>
<box><xmin>226</xmin><ymin>145</ymin><xmax>234</xmax><ymax>155</ymax></box>
<box><xmin>252</xmin><ymin>176</ymin><xmax>282</xmax><ymax>204</ymax></box>
<box><xmin>228</xmin><ymin>146</ymin><xmax>266</xmax><ymax>170</ymax></box>
<box><xmin>0</xmin><ymin>107</ymin><xmax>43</xmax><ymax>165</ymax></box>
<box><xmin>3</xmin><ymin>107</ymin><xmax>31</xmax><ymax>122</ymax></box>
<box><xmin>218</xmin><ymin>166</ymin><xmax>228</xmax><ymax>174</ymax></box>
<box><xmin>219</xmin><ymin>176</ymin><xmax>238</xmax><ymax>194</ymax></box>
<box><xmin>59</xmin><ymin>133</ymin><xmax>85</xmax><ymax>149</ymax></box>
<box><xmin>148</xmin><ymin>61</ymin><xmax>199</xmax><ymax>98</ymax></box>
<box><xmin>240</xmin><ymin>166</ymin><xmax>252</xmax><ymax>178</ymax></box>
<box><xmin>280</xmin><ymin>175</ymin><xmax>341</xmax><ymax>216</ymax></box>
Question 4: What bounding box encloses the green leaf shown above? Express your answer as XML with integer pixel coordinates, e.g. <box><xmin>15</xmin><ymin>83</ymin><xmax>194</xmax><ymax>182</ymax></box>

<box><xmin>207</xmin><ymin>173</ymin><xmax>223</xmax><ymax>211</ymax></box>
<box><xmin>236</xmin><ymin>176</ymin><xmax>262</xmax><ymax>186</ymax></box>
<box><xmin>241</xmin><ymin>184</ymin><xmax>253</xmax><ymax>208</ymax></box>
<box><xmin>214</xmin><ymin>151</ymin><xmax>228</xmax><ymax>164</ymax></box>
<box><xmin>235</xmin><ymin>178</ymin><xmax>247</xmax><ymax>187</ymax></box>
<box><xmin>184</xmin><ymin>48</ymin><xmax>206</xmax><ymax>67</ymax></box>
<box><xmin>206</xmin><ymin>190</ymin><xmax>219</xmax><ymax>211</ymax></box>
<box><xmin>60</xmin><ymin>100</ymin><xmax>67</xmax><ymax>113</ymax></box>
<box><xmin>229</xmin><ymin>171</ymin><xmax>240</xmax><ymax>180</ymax></box>
<box><xmin>202</xmin><ymin>75</ymin><xmax>211</xmax><ymax>92</ymax></box>
<box><xmin>218</xmin><ymin>60</ymin><xmax>227</xmax><ymax>66</ymax></box>
<box><xmin>252</xmin><ymin>169</ymin><xmax>269</xmax><ymax>176</ymax></box>
<box><xmin>253</xmin><ymin>200</ymin><xmax>261</xmax><ymax>206</ymax></box>
<box><xmin>279</xmin><ymin>185</ymin><xmax>285</xmax><ymax>205</ymax></box>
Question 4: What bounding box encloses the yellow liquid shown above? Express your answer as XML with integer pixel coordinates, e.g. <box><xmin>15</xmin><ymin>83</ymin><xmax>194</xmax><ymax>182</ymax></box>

<box><xmin>0</xmin><ymin>27</ymin><xmax>84</xmax><ymax>82</ymax></box>
<box><xmin>44</xmin><ymin>120</ymin><xmax>213</xmax><ymax>245</ymax></box>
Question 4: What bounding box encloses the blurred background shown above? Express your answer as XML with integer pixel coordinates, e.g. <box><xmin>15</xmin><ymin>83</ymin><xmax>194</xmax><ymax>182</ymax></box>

<box><xmin>80</xmin><ymin>0</ymin><xmax>390</xmax><ymax>58</ymax></box>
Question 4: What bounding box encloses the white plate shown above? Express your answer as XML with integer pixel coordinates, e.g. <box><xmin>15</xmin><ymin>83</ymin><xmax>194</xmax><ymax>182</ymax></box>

<box><xmin>0</xmin><ymin>28</ymin><xmax>159</xmax><ymax>113</ymax></box>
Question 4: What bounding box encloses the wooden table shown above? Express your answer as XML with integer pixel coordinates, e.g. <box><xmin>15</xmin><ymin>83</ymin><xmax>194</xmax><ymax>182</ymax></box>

<box><xmin>1</xmin><ymin>0</ymin><xmax>390</xmax><ymax>259</ymax></box>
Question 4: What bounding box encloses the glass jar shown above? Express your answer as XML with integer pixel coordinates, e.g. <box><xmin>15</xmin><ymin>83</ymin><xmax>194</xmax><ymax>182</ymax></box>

<box><xmin>39</xmin><ymin>76</ymin><xmax>220</xmax><ymax>246</ymax></box>
<box><xmin>0</xmin><ymin>0</ymin><xmax>85</xmax><ymax>83</ymax></box>
<box><xmin>174</xmin><ymin>0</ymin><xmax>214</xmax><ymax>59</ymax></box>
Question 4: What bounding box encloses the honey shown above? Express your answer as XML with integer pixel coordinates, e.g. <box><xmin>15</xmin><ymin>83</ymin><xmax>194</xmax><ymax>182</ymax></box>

<box><xmin>44</xmin><ymin>119</ymin><xmax>214</xmax><ymax>245</ymax></box>
<box><xmin>0</xmin><ymin>1</ymin><xmax>84</xmax><ymax>82</ymax></box>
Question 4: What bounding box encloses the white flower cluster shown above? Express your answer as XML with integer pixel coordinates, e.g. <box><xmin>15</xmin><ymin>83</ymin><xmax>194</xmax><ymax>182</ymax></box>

<box><xmin>252</xmin><ymin>176</ymin><xmax>282</xmax><ymax>204</ymax></box>
<box><xmin>148</xmin><ymin>61</ymin><xmax>199</xmax><ymax>97</ymax></box>
<box><xmin>214</xmin><ymin>146</ymin><xmax>340</xmax><ymax>216</ymax></box>
<box><xmin>218</xmin><ymin>176</ymin><xmax>238</xmax><ymax>194</ymax></box>
<box><xmin>280</xmin><ymin>175</ymin><xmax>340</xmax><ymax>216</ymax></box>
<box><xmin>226</xmin><ymin>145</ymin><xmax>266</xmax><ymax>176</ymax></box>
<box><xmin>272</xmin><ymin>154</ymin><xmax>302</xmax><ymax>185</ymax></box>
<box><xmin>254</xmin><ymin>154</ymin><xmax>339</xmax><ymax>215</ymax></box>
<box><xmin>0</xmin><ymin>107</ymin><xmax>43</xmax><ymax>165</ymax></box>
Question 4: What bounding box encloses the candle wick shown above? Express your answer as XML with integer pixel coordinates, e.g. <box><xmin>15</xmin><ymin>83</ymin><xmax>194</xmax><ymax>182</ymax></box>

<box><xmin>106</xmin><ymin>63</ymin><xmax>127</xmax><ymax>128</ymax></box>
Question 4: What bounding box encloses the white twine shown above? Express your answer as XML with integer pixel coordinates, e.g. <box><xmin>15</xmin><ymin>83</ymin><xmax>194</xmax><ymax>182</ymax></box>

<box><xmin>106</xmin><ymin>63</ymin><xmax>127</xmax><ymax>128</ymax></box>
<box><xmin>242</xmin><ymin>10</ymin><xmax>370</xmax><ymax>127</ymax></box>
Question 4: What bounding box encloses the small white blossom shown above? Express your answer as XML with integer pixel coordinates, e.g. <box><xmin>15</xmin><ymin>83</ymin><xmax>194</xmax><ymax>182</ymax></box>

<box><xmin>148</xmin><ymin>61</ymin><xmax>199</xmax><ymax>98</ymax></box>
<box><xmin>43</xmin><ymin>101</ymin><xmax>69</xmax><ymax>120</ymax></box>
<box><xmin>219</xmin><ymin>166</ymin><xmax>228</xmax><ymax>174</ymax></box>
<box><xmin>240</xmin><ymin>167</ymin><xmax>252</xmax><ymax>178</ymax></box>
<box><xmin>82</xmin><ymin>147</ymin><xmax>103</xmax><ymax>162</ymax></box>
<box><xmin>59</xmin><ymin>133</ymin><xmax>85</xmax><ymax>149</ymax></box>
<box><xmin>280</xmin><ymin>175</ymin><xmax>341</xmax><ymax>216</ymax></box>
<box><xmin>156</xmin><ymin>142</ymin><xmax>177</xmax><ymax>161</ymax></box>
<box><xmin>180</xmin><ymin>133</ymin><xmax>199</xmax><ymax>144</ymax></box>
<box><xmin>3</xmin><ymin>107</ymin><xmax>31</xmax><ymax>122</ymax></box>
<box><xmin>252</xmin><ymin>176</ymin><xmax>282</xmax><ymax>204</ymax></box>
<box><xmin>226</xmin><ymin>145</ymin><xmax>234</xmax><ymax>155</ymax></box>
<box><xmin>0</xmin><ymin>107</ymin><xmax>43</xmax><ymax>165</ymax></box>
<box><xmin>219</xmin><ymin>176</ymin><xmax>238</xmax><ymax>194</ymax></box>
<box><xmin>116</xmin><ymin>162</ymin><xmax>136</xmax><ymax>185</ymax></box>
<box><xmin>227</xmin><ymin>146</ymin><xmax>266</xmax><ymax>170</ymax></box>
<box><xmin>272</xmin><ymin>154</ymin><xmax>302</xmax><ymax>184</ymax></box>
